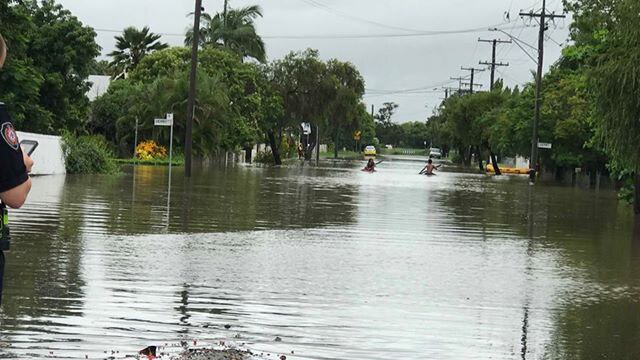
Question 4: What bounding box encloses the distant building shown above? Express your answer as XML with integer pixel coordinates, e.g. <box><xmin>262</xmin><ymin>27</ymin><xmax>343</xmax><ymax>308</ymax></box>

<box><xmin>86</xmin><ymin>75</ymin><xmax>111</xmax><ymax>101</ymax></box>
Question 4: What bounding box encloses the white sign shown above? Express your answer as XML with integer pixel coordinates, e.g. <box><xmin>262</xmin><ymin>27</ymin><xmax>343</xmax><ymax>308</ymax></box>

<box><xmin>538</xmin><ymin>142</ymin><xmax>552</xmax><ymax>149</ymax></box>
<box><xmin>155</xmin><ymin>118</ymin><xmax>173</xmax><ymax>127</ymax></box>
<box><xmin>301</xmin><ymin>122</ymin><xmax>311</xmax><ymax>135</ymax></box>
<box><xmin>153</xmin><ymin>114</ymin><xmax>174</xmax><ymax>201</ymax></box>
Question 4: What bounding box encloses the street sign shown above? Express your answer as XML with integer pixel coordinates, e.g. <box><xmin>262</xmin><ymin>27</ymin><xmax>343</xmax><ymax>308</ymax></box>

<box><xmin>354</xmin><ymin>130</ymin><xmax>361</xmax><ymax>141</ymax></box>
<box><xmin>538</xmin><ymin>142</ymin><xmax>552</xmax><ymax>149</ymax></box>
<box><xmin>301</xmin><ymin>122</ymin><xmax>311</xmax><ymax>135</ymax></box>
<box><xmin>155</xmin><ymin>118</ymin><xmax>173</xmax><ymax>127</ymax></box>
<box><xmin>154</xmin><ymin>114</ymin><xmax>175</xmax><ymax>201</ymax></box>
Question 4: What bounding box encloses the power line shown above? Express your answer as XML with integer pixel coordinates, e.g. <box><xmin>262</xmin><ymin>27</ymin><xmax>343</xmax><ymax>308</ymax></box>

<box><xmin>365</xmin><ymin>79</ymin><xmax>461</xmax><ymax>95</ymax></box>
<box><xmin>299</xmin><ymin>0</ymin><xmax>424</xmax><ymax>33</ymax></box>
<box><xmin>93</xmin><ymin>24</ymin><xmax>528</xmax><ymax>40</ymax></box>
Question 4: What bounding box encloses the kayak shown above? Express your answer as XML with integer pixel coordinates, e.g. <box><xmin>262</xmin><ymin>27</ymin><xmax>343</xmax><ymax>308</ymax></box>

<box><xmin>362</xmin><ymin>168</ymin><xmax>376</xmax><ymax>173</ymax></box>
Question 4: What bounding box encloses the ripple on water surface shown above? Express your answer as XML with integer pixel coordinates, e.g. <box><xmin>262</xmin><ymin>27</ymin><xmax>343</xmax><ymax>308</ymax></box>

<box><xmin>0</xmin><ymin>163</ymin><xmax>637</xmax><ymax>359</ymax></box>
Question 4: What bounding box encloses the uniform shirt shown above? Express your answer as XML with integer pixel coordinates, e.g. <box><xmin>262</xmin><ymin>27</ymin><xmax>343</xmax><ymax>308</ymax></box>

<box><xmin>0</xmin><ymin>103</ymin><xmax>27</xmax><ymax>193</ymax></box>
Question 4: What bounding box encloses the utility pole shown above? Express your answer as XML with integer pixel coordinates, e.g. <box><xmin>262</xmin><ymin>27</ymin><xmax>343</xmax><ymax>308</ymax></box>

<box><xmin>461</xmin><ymin>82</ymin><xmax>483</xmax><ymax>93</ymax></box>
<box><xmin>461</xmin><ymin>67</ymin><xmax>485</xmax><ymax>94</ymax></box>
<box><xmin>371</xmin><ymin>104</ymin><xmax>374</xmax><ymax>119</ymax></box>
<box><xmin>223</xmin><ymin>0</ymin><xmax>229</xmax><ymax>26</ymax></box>
<box><xmin>450</xmin><ymin>77</ymin><xmax>465</xmax><ymax>94</ymax></box>
<box><xmin>478</xmin><ymin>38</ymin><xmax>511</xmax><ymax>91</ymax></box>
<box><xmin>185</xmin><ymin>0</ymin><xmax>203</xmax><ymax>178</ymax></box>
<box><xmin>520</xmin><ymin>0</ymin><xmax>565</xmax><ymax>179</ymax></box>
<box><xmin>442</xmin><ymin>86</ymin><xmax>459</xmax><ymax>100</ymax></box>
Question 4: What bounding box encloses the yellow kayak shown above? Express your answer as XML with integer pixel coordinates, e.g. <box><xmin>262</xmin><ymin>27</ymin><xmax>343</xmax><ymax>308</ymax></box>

<box><xmin>486</xmin><ymin>164</ymin><xmax>530</xmax><ymax>175</ymax></box>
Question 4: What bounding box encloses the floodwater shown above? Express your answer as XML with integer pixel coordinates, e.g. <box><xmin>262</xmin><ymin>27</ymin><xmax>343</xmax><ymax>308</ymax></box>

<box><xmin>0</xmin><ymin>159</ymin><xmax>638</xmax><ymax>359</ymax></box>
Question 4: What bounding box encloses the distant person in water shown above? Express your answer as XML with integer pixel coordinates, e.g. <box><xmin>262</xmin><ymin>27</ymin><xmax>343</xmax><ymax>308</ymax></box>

<box><xmin>420</xmin><ymin>159</ymin><xmax>440</xmax><ymax>175</ymax></box>
<box><xmin>363</xmin><ymin>158</ymin><xmax>376</xmax><ymax>172</ymax></box>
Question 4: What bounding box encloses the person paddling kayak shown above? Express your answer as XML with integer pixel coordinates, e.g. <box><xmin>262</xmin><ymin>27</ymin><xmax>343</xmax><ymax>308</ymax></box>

<box><xmin>419</xmin><ymin>159</ymin><xmax>440</xmax><ymax>175</ymax></box>
<box><xmin>363</xmin><ymin>158</ymin><xmax>376</xmax><ymax>172</ymax></box>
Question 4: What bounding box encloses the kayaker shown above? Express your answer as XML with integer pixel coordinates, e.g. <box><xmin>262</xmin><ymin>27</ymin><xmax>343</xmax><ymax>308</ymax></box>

<box><xmin>363</xmin><ymin>158</ymin><xmax>376</xmax><ymax>172</ymax></box>
<box><xmin>419</xmin><ymin>159</ymin><xmax>440</xmax><ymax>175</ymax></box>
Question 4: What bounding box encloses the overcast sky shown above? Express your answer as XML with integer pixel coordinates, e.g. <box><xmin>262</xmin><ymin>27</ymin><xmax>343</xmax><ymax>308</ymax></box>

<box><xmin>57</xmin><ymin>0</ymin><xmax>570</xmax><ymax>123</ymax></box>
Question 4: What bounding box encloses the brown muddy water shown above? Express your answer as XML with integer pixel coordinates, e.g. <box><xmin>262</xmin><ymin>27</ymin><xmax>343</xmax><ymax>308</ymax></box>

<box><xmin>0</xmin><ymin>160</ymin><xmax>638</xmax><ymax>359</ymax></box>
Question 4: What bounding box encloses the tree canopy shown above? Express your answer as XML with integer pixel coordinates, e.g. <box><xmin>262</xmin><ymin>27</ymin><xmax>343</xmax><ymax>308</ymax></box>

<box><xmin>0</xmin><ymin>0</ymin><xmax>100</xmax><ymax>134</ymax></box>
<box><xmin>185</xmin><ymin>4</ymin><xmax>266</xmax><ymax>63</ymax></box>
<box><xmin>108</xmin><ymin>26</ymin><xmax>169</xmax><ymax>79</ymax></box>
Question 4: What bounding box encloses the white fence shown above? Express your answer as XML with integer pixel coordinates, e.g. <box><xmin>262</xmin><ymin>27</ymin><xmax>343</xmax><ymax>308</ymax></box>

<box><xmin>16</xmin><ymin>131</ymin><xmax>66</xmax><ymax>175</ymax></box>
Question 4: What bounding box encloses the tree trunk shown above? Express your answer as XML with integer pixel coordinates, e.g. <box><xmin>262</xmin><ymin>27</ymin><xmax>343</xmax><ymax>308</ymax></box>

<box><xmin>244</xmin><ymin>146</ymin><xmax>252</xmax><ymax>163</ymax></box>
<box><xmin>267</xmin><ymin>131</ymin><xmax>282</xmax><ymax>165</ymax></box>
<box><xmin>334</xmin><ymin>132</ymin><xmax>339</xmax><ymax>159</ymax></box>
<box><xmin>459</xmin><ymin>147</ymin><xmax>471</xmax><ymax>166</ymax></box>
<box><xmin>477</xmin><ymin>147</ymin><xmax>484</xmax><ymax>171</ymax></box>
<box><xmin>490</xmin><ymin>151</ymin><xmax>501</xmax><ymax>175</ymax></box>
<box><xmin>635</xmin><ymin>174</ymin><xmax>640</xmax><ymax>215</ymax></box>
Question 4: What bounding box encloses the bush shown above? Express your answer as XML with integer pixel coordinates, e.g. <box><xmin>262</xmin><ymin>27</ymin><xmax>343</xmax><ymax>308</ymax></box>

<box><xmin>255</xmin><ymin>150</ymin><xmax>275</xmax><ymax>164</ymax></box>
<box><xmin>61</xmin><ymin>132</ymin><xmax>118</xmax><ymax>174</ymax></box>
<box><xmin>135</xmin><ymin>140</ymin><xmax>168</xmax><ymax>161</ymax></box>
<box><xmin>450</xmin><ymin>151</ymin><xmax>463</xmax><ymax>164</ymax></box>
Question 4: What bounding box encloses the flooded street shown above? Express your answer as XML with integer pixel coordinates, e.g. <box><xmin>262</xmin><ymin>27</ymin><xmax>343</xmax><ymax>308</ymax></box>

<box><xmin>0</xmin><ymin>160</ymin><xmax>638</xmax><ymax>359</ymax></box>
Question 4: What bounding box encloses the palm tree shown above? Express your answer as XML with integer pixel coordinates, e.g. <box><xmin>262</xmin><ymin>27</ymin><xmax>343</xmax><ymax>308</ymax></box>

<box><xmin>108</xmin><ymin>26</ymin><xmax>169</xmax><ymax>79</ymax></box>
<box><xmin>185</xmin><ymin>4</ymin><xmax>266</xmax><ymax>63</ymax></box>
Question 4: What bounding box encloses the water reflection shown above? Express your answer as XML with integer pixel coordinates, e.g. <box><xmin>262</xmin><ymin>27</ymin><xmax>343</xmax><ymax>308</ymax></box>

<box><xmin>0</xmin><ymin>162</ymin><xmax>637</xmax><ymax>359</ymax></box>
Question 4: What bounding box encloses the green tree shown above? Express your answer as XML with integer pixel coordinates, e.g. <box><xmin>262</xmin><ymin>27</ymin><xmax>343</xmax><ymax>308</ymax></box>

<box><xmin>591</xmin><ymin>0</ymin><xmax>640</xmax><ymax>213</ymax></box>
<box><xmin>374</xmin><ymin>102</ymin><xmax>403</xmax><ymax>146</ymax></box>
<box><xmin>108</xmin><ymin>26</ymin><xmax>168</xmax><ymax>79</ymax></box>
<box><xmin>93</xmin><ymin>47</ymin><xmax>263</xmax><ymax>157</ymax></box>
<box><xmin>324</xmin><ymin>60</ymin><xmax>365</xmax><ymax>158</ymax></box>
<box><xmin>88</xmin><ymin>59</ymin><xmax>111</xmax><ymax>76</ymax></box>
<box><xmin>400</xmin><ymin>121</ymin><xmax>429</xmax><ymax>148</ymax></box>
<box><xmin>186</xmin><ymin>4</ymin><xmax>266</xmax><ymax>63</ymax></box>
<box><xmin>267</xmin><ymin>49</ymin><xmax>328</xmax><ymax>162</ymax></box>
<box><xmin>0</xmin><ymin>0</ymin><xmax>100</xmax><ymax>134</ymax></box>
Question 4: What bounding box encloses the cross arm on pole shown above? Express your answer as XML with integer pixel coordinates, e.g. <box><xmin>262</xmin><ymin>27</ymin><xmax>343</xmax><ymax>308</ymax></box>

<box><xmin>478</xmin><ymin>38</ymin><xmax>512</xmax><ymax>44</ymax></box>
<box><xmin>461</xmin><ymin>66</ymin><xmax>486</xmax><ymax>72</ymax></box>
<box><xmin>519</xmin><ymin>11</ymin><xmax>566</xmax><ymax>19</ymax></box>
<box><xmin>480</xmin><ymin>61</ymin><xmax>509</xmax><ymax>67</ymax></box>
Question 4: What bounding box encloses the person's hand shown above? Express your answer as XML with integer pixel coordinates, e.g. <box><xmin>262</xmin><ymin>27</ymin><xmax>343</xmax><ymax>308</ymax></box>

<box><xmin>21</xmin><ymin>146</ymin><xmax>34</xmax><ymax>173</ymax></box>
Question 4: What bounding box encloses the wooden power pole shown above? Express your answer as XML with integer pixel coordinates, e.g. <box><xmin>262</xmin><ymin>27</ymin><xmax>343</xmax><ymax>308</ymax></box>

<box><xmin>185</xmin><ymin>0</ymin><xmax>203</xmax><ymax>178</ymax></box>
<box><xmin>461</xmin><ymin>67</ymin><xmax>485</xmax><ymax>94</ymax></box>
<box><xmin>478</xmin><ymin>38</ymin><xmax>511</xmax><ymax>90</ymax></box>
<box><xmin>520</xmin><ymin>0</ymin><xmax>565</xmax><ymax>179</ymax></box>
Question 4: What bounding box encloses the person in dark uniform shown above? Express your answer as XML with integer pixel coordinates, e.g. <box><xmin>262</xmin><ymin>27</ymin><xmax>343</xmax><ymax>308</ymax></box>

<box><xmin>0</xmin><ymin>32</ymin><xmax>33</xmax><ymax>209</ymax></box>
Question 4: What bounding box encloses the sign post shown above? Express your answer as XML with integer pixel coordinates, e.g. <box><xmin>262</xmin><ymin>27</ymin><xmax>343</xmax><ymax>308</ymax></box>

<box><xmin>134</xmin><ymin>117</ymin><xmax>139</xmax><ymax>164</ymax></box>
<box><xmin>155</xmin><ymin>113</ymin><xmax>174</xmax><ymax>228</ymax></box>
<box><xmin>154</xmin><ymin>113</ymin><xmax>174</xmax><ymax>174</ymax></box>
<box><xmin>537</xmin><ymin>142</ymin><xmax>552</xmax><ymax>149</ymax></box>
<box><xmin>354</xmin><ymin>130</ymin><xmax>361</xmax><ymax>152</ymax></box>
<box><xmin>301</xmin><ymin>122</ymin><xmax>311</xmax><ymax>159</ymax></box>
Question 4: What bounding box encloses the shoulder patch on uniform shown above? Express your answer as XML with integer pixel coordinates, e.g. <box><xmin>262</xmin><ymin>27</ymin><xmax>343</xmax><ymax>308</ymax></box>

<box><xmin>1</xmin><ymin>122</ymin><xmax>19</xmax><ymax>150</ymax></box>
